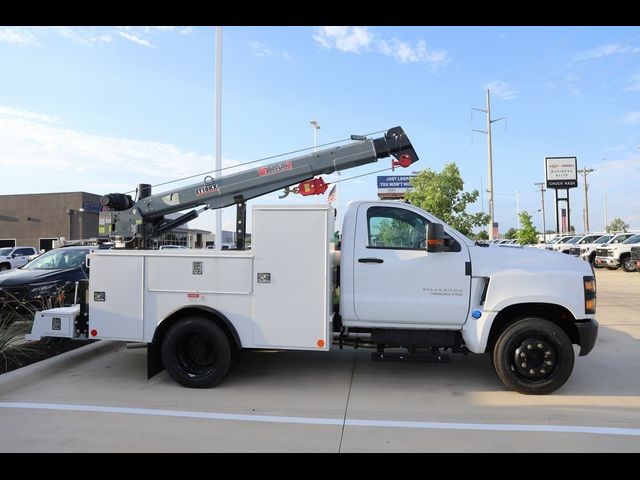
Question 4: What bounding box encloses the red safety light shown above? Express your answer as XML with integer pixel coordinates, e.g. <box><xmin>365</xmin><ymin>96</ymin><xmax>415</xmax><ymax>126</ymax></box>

<box><xmin>392</xmin><ymin>154</ymin><xmax>413</xmax><ymax>171</ymax></box>
<box><xmin>91</xmin><ymin>329</ymin><xmax>98</xmax><ymax>337</ymax></box>
<box><xmin>298</xmin><ymin>177</ymin><xmax>329</xmax><ymax>196</ymax></box>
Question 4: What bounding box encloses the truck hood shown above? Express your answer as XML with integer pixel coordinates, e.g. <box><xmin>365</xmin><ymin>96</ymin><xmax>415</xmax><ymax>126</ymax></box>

<box><xmin>469</xmin><ymin>244</ymin><xmax>593</xmax><ymax>277</ymax></box>
<box><xmin>0</xmin><ymin>268</ymin><xmax>81</xmax><ymax>287</ymax></box>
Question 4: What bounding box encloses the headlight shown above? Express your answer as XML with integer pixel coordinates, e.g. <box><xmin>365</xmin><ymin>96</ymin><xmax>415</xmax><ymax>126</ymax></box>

<box><xmin>27</xmin><ymin>281</ymin><xmax>60</xmax><ymax>298</ymax></box>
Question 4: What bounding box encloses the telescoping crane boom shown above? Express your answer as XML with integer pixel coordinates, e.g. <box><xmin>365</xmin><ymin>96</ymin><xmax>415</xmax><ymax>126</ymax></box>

<box><xmin>98</xmin><ymin>126</ymin><xmax>418</xmax><ymax>249</ymax></box>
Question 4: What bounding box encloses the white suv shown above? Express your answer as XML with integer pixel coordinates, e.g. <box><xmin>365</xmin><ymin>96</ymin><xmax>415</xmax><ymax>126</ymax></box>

<box><xmin>0</xmin><ymin>246</ymin><xmax>38</xmax><ymax>271</ymax></box>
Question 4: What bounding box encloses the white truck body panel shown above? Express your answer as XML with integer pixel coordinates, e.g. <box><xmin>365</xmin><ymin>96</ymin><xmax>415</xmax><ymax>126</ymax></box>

<box><xmin>86</xmin><ymin>205</ymin><xmax>334</xmax><ymax>350</ymax></box>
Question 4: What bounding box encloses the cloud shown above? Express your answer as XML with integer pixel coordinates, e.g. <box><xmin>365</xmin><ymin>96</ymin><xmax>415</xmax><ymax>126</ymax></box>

<box><xmin>574</xmin><ymin>43</ymin><xmax>640</xmax><ymax>61</ymax></box>
<box><xmin>0</xmin><ymin>26</ymin><xmax>193</xmax><ymax>49</ymax></box>
<box><xmin>624</xmin><ymin>72</ymin><xmax>640</xmax><ymax>92</ymax></box>
<box><xmin>621</xmin><ymin>111</ymin><xmax>640</xmax><ymax>124</ymax></box>
<box><xmin>313</xmin><ymin>26</ymin><xmax>449</xmax><ymax>70</ymax></box>
<box><xmin>247</xmin><ymin>41</ymin><xmax>292</xmax><ymax>61</ymax></box>
<box><xmin>0</xmin><ymin>27</ymin><xmax>40</xmax><ymax>46</ymax></box>
<box><xmin>0</xmin><ymin>106</ymin><xmax>62</xmax><ymax>124</ymax></box>
<box><xmin>0</xmin><ymin>105</ymin><xmax>240</xmax><ymax>195</ymax></box>
<box><xmin>313</xmin><ymin>26</ymin><xmax>373</xmax><ymax>54</ymax></box>
<box><xmin>485</xmin><ymin>80</ymin><xmax>518</xmax><ymax>100</ymax></box>
<box><xmin>117</xmin><ymin>31</ymin><xmax>153</xmax><ymax>48</ymax></box>
<box><xmin>378</xmin><ymin>38</ymin><xmax>448</xmax><ymax>69</ymax></box>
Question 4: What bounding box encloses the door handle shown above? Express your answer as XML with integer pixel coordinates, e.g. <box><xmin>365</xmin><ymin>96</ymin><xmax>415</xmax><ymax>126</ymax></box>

<box><xmin>358</xmin><ymin>257</ymin><xmax>384</xmax><ymax>263</ymax></box>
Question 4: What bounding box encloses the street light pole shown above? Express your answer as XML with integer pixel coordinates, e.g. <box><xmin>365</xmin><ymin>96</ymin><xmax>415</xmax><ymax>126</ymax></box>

<box><xmin>535</xmin><ymin>182</ymin><xmax>546</xmax><ymax>242</ymax></box>
<box><xmin>310</xmin><ymin>120</ymin><xmax>320</xmax><ymax>152</ymax></box>
<box><xmin>516</xmin><ymin>190</ymin><xmax>520</xmax><ymax>229</ymax></box>
<box><xmin>602</xmin><ymin>157</ymin><xmax>608</xmax><ymax>231</ymax></box>
<box><xmin>214</xmin><ymin>26</ymin><xmax>223</xmax><ymax>250</ymax></box>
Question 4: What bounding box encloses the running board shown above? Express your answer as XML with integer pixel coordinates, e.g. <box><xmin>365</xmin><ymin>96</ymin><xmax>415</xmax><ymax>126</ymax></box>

<box><xmin>371</xmin><ymin>351</ymin><xmax>451</xmax><ymax>363</ymax></box>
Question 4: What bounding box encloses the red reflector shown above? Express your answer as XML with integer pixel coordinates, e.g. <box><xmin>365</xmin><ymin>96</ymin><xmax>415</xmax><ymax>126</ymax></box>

<box><xmin>298</xmin><ymin>177</ymin><xmax>329</xmax><ymax>196</ymax></box>
<box><xmin>187</xmin><ymin>293</ymin><xmax>199</xmax><ymax>299</ymax></box>
<box><xmin>90</xmin><ymin>329</ymin><xmax>98</xmax><ymax>337</ymax></box>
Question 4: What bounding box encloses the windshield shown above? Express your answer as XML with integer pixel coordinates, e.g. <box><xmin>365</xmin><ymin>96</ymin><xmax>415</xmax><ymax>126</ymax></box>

<box><xmin>594</xmin><ymin>235</ymin><xmax>613</xmax><ymax>244</ymax></box>
<box><xmin>0</xmin><ymin>247</ymin><xmax>13</xmax><ymax>256</ymax></box>
<box><xmin>23</xmin><ymin>249</ymin><xmax>90</xmax><ymax>270</ymax></box>
<box><xmin>566</xmin><ymin>237</ymin><xmax>582</xmax><ymax>244</ymax></box>
<box><xmin>623</xmin><ymin>235</ymin><xmax>640</xmax><ymax>244</ymax></box>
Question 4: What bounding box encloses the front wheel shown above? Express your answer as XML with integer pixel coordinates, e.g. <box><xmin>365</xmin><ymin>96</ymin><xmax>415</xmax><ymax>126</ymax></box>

<box><xmin>492</xmin><ymin>318</ymin><xmax>574</xmax><ymax>395</ymax></box>
<box><xmin>161</xmin><ymin>316</ymin><xmax>232</xmax><ymax>388</ymax></box>
<box><xmin>621</xmin><ymin>255</ymin><xmax>637</xmax><ymax>272</ymax></box>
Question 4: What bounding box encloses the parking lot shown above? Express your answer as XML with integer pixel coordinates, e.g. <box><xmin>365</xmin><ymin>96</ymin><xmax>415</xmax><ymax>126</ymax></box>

<box><xmin>0</xmin><ymin>268</ymin><xmax>639</xmax><ymax>452</ymax></box>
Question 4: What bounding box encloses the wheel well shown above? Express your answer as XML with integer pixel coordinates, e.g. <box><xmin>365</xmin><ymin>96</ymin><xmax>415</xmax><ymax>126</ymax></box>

<box><xmin>152</xmin><ymin>306</ymin><xmax>241</xmax><ymax>350</ymax></box>
<box><xmin>0</xmin><ymin>262</ymin><xmax>10</xmax><ymax>268</ymax></box>
<box><xmin>486</xmin><ymin>303</ymin><xmax>579</xmax><ymax>352</ymax></box>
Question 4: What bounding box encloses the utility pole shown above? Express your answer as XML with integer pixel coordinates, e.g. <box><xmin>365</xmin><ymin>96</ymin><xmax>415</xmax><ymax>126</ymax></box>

<box><xmin>535</xmin><ymin>182</ymin><xmax>546</xmax><ymax>242</ymax></box>
<box><xmin>473</xmin><ymin>89</ymin><xmax>505</xmax><ymax>240</ymax></box>
<box><xmin>577</xmin><ymin>167</ymin><xmax>595</xmax><ymax>233</ymax></box>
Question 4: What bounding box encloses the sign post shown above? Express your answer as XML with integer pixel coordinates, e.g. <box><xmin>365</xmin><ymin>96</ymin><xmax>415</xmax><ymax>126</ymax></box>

<box><xmin>545</xmin><ymin>157</ymin><xmax>577</xmax><ymax>235</ymax></box>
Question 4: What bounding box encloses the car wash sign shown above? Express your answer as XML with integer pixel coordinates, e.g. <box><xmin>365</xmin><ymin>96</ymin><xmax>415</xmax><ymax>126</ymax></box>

<box><xmin>545</xmin><ymin>157</ymin><xmax>577</xmax><ymax>189</ymax></box>
<box><xmin>377</xmin><ymin>175</ymin><xmax>415</xmax><ymax>199</ymax></box>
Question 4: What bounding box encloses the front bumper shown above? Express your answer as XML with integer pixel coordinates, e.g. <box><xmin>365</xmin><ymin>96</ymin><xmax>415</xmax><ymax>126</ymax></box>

<box><xmin>575</xmin><ymin>318</ymin><xmax>598</xmax><ymax>356</ymax></box>
<box><xmin>594</xmin><ymin>256</ymin><xmax>619</xmax><ymax>268</ymax></box>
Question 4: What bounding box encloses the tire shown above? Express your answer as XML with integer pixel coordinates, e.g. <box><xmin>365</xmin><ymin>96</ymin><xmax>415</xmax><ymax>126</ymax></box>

<box><xmin>621</xmin><ymin>255</ymin><xmax>637</xmax><ymax>273</ymax></box>
<box><xmin>492</xmin><ymin>318</ymin><xmax>574</xmax><ymax>395</ymax></box>
<box><xmin>161</xmin><ymin>316</ymin><xmax>232</xmax><ymax>388</ymax></box>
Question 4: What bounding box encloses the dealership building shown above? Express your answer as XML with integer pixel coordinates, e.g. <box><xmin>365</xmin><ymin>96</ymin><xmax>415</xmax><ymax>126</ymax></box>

<box><xmin>0</xmin><ymin>191</ymin><xmax>219</xmax><ymax>251</ymax></box>
<box><xmin>0</xmin><ymin>192</ymin><xmax>102</xmax><ymax>251</ymax></box>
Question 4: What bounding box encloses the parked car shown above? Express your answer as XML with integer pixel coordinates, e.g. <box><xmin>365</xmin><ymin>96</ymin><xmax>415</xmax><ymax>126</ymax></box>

<box><xmin>0</xmin><ymin>246</ymin><xmax>38</xmax><ymax>271</ymax></box>
<box><xmin>0</xmin><ymin>246</ymin><xmax>93</xmax><ymax>321</ymax></box>
<box><xmin>158</xmin><ymin>245</ymin><xmax>189</xmax><ymax>250</ymax></box>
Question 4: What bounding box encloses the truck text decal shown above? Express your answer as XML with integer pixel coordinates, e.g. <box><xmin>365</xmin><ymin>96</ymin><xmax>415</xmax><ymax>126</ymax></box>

<box><xmin>195</xmin><ymin>184</ymin><xmax>219</xmax><ymax>197</ymax></box>
<box><xmin>258</xmin><ymin>161</ymin><xmax>293</xmax><ymax>177</ymax></box>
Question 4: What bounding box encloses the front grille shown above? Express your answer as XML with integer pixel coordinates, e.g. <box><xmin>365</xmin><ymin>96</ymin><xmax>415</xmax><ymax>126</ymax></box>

<box><xmin>569</xmin><ymin>247</ymin><xmax>581</xmax><ymax>256</ymax></box>
<box><xmin>595</xmin><ymin>248</ymin><xmax>612</xmax><ymax>257</ymax></box>
<box><xmin>632</xmin><ymin>246</ymin><xmax>640</xmax><ymax>262</ymax></box>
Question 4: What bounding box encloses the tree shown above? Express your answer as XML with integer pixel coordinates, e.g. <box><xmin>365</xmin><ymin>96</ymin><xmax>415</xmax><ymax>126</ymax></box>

<box><xmin>606</xmin><ymin>217</ymin><xmax>629</xmax><ymax>233</ymax></box>
<box><xmin>516</xmin><ymin>211</ymin><xmax>538</xmax><ymax>244</ymax></box>
<box><xmin>475</xmin><ymin>230</ymin><xmax>489</xmax><ymax>240</ymax></box>
<box><xmin>405</xmin><ymin>163</ymin><xmax>490</xmax><ymax>236</ymax></box>
<box><xmin>504</xmin><ymin>227</ymin><xmax>519</xmax><ymax>240</ymax></box>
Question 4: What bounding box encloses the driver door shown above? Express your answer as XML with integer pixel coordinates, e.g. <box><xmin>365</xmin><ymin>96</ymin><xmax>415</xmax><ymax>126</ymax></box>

<box><xmin>352</xmin><ymin>204</ymin><xmax>470</xmax><ymax>328</ymax></box>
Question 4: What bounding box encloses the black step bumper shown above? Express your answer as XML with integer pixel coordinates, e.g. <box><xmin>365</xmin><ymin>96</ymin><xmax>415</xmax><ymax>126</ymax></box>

<box><xmin>575</xmin><ymin>318</ymin><xmax>598</xmax><ymax>356</ymax></box>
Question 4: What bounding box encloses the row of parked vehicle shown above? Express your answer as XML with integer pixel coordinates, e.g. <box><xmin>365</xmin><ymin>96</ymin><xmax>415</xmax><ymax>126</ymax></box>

<box><xmin>543</xmin><ymin>232</ymin><xmax>640</xmax><ymax>272</ymax></box>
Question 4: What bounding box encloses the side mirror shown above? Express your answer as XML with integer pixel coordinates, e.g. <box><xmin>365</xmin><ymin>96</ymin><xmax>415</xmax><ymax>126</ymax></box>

<box><xmin>426</xmin><ymin>223</ymin><xmax>445</xmax><ymax>253</ymax></box>
<box><xmin>11</xmin><ymin>253</ymin><xmax>20</xmax><ymax>258</ymax></box>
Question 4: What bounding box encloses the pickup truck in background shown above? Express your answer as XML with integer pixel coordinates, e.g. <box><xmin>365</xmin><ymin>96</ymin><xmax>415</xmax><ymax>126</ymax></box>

<box><xmin>0</xmin><ymin>246</ymin><xmax>38</xmax><ymax>271</ymax></box>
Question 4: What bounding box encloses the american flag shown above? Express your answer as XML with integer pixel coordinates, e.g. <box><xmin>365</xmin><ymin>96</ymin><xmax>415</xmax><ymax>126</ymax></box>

<box><xmin>327</xmin><ymin>184</ymin><xmax>337</xmax><ymax>204</ymax></box>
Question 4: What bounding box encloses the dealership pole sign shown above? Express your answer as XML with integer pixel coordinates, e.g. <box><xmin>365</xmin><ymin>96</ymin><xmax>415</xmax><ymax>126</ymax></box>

<box><xmin>545</xmin><ymin>157</ymin><xmax>577</xmax><ymax>189</ymax></box>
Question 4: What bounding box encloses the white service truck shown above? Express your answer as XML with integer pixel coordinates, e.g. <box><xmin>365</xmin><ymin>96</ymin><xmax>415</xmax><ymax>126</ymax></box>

<box><xmin>28</xmin><ymin>127</ymin><xmax>598</xmax><ymax>395</ymax></box>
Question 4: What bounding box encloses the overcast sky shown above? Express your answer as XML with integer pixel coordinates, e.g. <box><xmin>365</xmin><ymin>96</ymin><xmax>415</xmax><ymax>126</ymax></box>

<box><xmin>1</xmin><ymin>26</ymin><xmax>639</xmax><ymax>234</ymax></box>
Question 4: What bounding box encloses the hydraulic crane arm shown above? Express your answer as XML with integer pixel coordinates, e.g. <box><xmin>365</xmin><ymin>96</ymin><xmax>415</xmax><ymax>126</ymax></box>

<box><xmin>99</xmin><ymin>126</ymin><xmax>418</xmax><ymax>248</ymax></box>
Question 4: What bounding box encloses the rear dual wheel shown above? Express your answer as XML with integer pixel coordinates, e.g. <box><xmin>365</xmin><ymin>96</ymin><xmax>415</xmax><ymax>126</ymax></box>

<box><xmin>161</xmin><ymin>316</ymin><xmax>233</xmax><ymax>388</ymax></box>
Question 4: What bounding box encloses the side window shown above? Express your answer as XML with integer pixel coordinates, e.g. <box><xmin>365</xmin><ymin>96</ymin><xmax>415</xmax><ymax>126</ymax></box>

<box><xmin>367</xmin><ymin>206</ymin><xmax>429</xmax><ymax>250</ymax></box>
<box><xmin>16</xmin><ymin>248</ymin><xmax>33</xmax><ymax>256</ymax></box>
